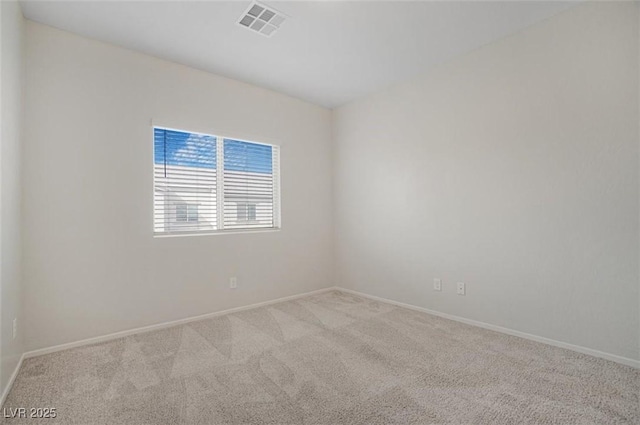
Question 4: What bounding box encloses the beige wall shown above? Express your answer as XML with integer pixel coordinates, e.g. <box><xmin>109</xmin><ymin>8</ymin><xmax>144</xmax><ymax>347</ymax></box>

<box><xmin>23</xmin><ymin>22</ymin><xmax>333</xmax><ymax>351</ymax></box>
<box><xmin>19</xmin><ymin>1</ymin><xmax>640</xmax><ymax>365</ymax></box>
<box><xmin>333</xmin><ymin>2</ymin><xmax>639</xmax><ymax>361</ymax></box>
<box><xmin>1</xmin><ymin>0</ymin><xmax>25</xmax><ymax>394</ymax></box>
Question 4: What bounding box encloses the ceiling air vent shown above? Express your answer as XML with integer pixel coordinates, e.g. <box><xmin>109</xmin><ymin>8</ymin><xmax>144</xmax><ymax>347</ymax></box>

<box><xmin>237</xmin><ymin>1</ymin><xmax>286</xmax><ymax>37</ymax></box>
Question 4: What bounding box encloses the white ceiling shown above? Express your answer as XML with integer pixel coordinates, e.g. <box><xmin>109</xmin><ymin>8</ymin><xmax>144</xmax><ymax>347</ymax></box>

<box><xmin>20</xmin><ymin>1</ymin><xmax>577</xmax><ymax>108</ymax></box>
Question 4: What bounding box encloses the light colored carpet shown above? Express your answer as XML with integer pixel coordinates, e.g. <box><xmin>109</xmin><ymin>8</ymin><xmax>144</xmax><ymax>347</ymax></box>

<box><xmin>2</xmin><ymin>290</ymin><xmax>638</xmax><ymax>424</ymax></box>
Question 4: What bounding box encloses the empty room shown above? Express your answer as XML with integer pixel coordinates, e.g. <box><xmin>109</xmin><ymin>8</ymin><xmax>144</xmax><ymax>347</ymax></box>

<box><xmin>0</xmin><ymin>0</ymin><xmax>638</xmax><ymax>423</ymax></box>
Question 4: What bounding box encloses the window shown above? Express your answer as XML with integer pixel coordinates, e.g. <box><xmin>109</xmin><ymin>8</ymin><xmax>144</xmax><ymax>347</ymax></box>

<box><xmin>176</xmin><ymin>204</ymin><xmax>199</xmax><ymax>222</ymax></box>
<box><xmin>153</xmin><ymin>127</ymin><xmax>280</xmax><ymax>235</ymax></box>
<box><xmin>237</xmin><ymin>203</ymin><xmax>257</xmax><ymax>222</ymax></box>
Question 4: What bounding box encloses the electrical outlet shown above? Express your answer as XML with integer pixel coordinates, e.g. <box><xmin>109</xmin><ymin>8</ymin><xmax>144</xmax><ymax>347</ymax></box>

<box><xmin>433</xmin><ymin>278</ymin><xmax>442</xmax><ymax>291</ymax></box>
<box><xmin>230</xmin><ymin>277</ymin><xmax>237</xmax><ymax>289</ymax></box>
<box><xmin>12</xmin><ymin>318</ymin><xmax>17</xmax><ymax>340</ymax></box>
<box><xmin>457</xmin><ymin>282</ymin><xmax>466</xmax><ymax>295</ymax></box>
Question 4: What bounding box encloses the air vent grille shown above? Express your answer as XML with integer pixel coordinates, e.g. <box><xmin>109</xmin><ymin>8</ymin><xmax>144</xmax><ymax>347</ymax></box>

<box><xmin>238</xmin><ymin>1</ymin><xmax>286</xmax><ymax>37</ymax></box>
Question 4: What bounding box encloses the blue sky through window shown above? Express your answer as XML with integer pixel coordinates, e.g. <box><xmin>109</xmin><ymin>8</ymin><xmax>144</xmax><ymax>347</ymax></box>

<box><xmin>154</xmin><ymin>128</ymin><xmax>273</xmax><ymax>174</ymax></box>
<box><xmin>154</xmin><ymin>128</ymin><xmax>216</xmax><ymax>169</ymax></box>
<box><xmin>224</xmin><ymin>139</ymin><xmax>272</xmax><ymax>174</ymax></box>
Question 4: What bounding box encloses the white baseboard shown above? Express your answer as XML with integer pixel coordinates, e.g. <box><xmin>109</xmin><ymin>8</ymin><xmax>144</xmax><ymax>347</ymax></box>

<box><xmin>337</xmin><ymin>287</ymin><xmax>640</xmax><ymax>369</ymax></box>
<box><xmin>24</xmin><ymin>286</ymin><xmax>338</xmax><ymax>359</ymax></box>
<box><xmin>1</xmin><ymin>353</ymin><xmax>25</xmax><ymax>408</ymax></box>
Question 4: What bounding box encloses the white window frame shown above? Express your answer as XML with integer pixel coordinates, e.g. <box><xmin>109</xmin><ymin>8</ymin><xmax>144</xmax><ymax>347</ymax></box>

<box><xmin>153</xmin><ymin>126</ymin><xmax>281</xmax><ymax>237</ymax></box>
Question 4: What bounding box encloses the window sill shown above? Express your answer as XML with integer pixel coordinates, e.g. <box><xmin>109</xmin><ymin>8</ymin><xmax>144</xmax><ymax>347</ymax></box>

<box><xmin>153</xmin><ymin>228</ymin><xmax>281</xmax><ymax>238</ymax></box>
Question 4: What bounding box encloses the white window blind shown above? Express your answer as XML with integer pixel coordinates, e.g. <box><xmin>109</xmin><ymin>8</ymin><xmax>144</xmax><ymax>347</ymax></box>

<box><xmin>154</xmin><ymin>128</ymin><xmax>280</xmax><ymax>235</ymax></box>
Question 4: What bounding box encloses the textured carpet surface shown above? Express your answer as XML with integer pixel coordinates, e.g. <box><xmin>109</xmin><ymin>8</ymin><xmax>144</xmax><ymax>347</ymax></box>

<box><xmin>2</xmin><ymin>290</ymin><xmax>638</xmax><ymax>424</ymax></box>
